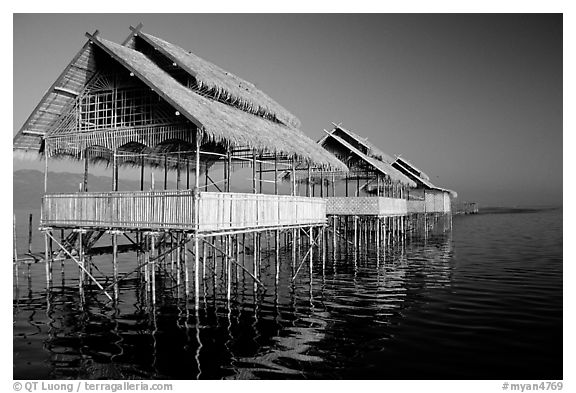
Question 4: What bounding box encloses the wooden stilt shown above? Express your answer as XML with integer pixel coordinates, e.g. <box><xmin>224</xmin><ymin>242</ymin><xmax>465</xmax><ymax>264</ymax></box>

<box><xmin>176</xmin><ymin>233</ymin><xmax>181</xmax><ymax>288</ymax></box>
<box><xmin>164</xmin><ymin>155</ymin><xmax>168</xmax><ymax>190</ymax></box>
<box><xmin>186</xmin><ymin>159</ymin><xmax>190</xmax><ymax>190</ymax></box>
<box><xmin>112</xmin><ymin>232</ymin><xmax>118</xmax><ymax>301</ymax></box>
<box><xmin>227</xmin><ymin>234</ymin><xmax>231</xmax><ymax>301</ymax></box>
<box><xmin>83</xmin><ymin>151</ymin><xmax>89</xmax><ymax>192</ymax></box>
<box><xmin>202</xmin><ymin>240</ymin><xmax>207</xmax><ymax>279</ymax></box>
<box><xmin>44</xmin><ymin>231</ymin><xmax>50</xmax><ymax>288</ymax></box>
<box><xmin>354</xmin><ymin>216</ymin><xmax>358</xmax><ymax>250</ymax></box>
<box><xmin>309</xmin><ymin>227</ymin><xmax>314</xmax><ymax>283</ymax></box>
<box><xmin>140</xmin><ymin>156</ymin><xmax>145</xmax><ymax>191</ymax></box>
<box><xmin>194</xmin><ymin>129</ymin><xmax>201</xmax><ymax>308</ymax></box>
<box><xmin>183</xmin><ymin>234</ymin><xmax>190</xmax><ymax>299</ymax></box>
<box><xmin>78</xmin><ymin>231</ymin><xmax>84</xmax><ymax>296</ymax></box>
<box><xmin>176</xmin><ymin>153</ymin><xmax>181</xmax><ymax>190</ymax></box>
<box><xmin>275</xmin><ymin>230</ymin><xmax>280</xmax><ymax>282</ymax></box>
<box><xmin>13</xmin><ymin>215</ymin><xmax>19</xmax><ymax>289</ymax></box>
<box><xmin>236</xmin><ymin>235</ymin><xmax>240</xmax><ymax>282</ymax></box>
<box><xmin>151</xmin><ymin>234</ymin><xmax>156</xmax><ymax>305</ymax></box>
<box><xmin>321</xmin><ymin>226</ymin><xmax>326</xmax><ymax>272</ymax></box>
<box><xmin>27</xmin><ymin>213</ymin><xmax>34</xmax><ymax>254</ymax></box>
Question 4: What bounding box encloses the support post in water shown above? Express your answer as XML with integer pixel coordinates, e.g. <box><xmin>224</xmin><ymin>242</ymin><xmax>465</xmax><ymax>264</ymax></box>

<box><xmin>44</xmin><ymin>229</ymin><xmax>50</xmax><ymax>288</ymax></box>
<box><xmin>112</xmin><ymin>231</ymin><xmax>119</xmax><ymax>301</ymax></box>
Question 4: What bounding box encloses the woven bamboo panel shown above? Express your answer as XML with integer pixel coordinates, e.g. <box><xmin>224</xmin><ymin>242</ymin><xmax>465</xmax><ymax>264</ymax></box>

<box><xmin>443</xmin><ymin>193</ymin><xmax>451</xmax><ymax>213</ymax></box>
<box><xmin>326</xmin><ymin>197</ymin><xmax>407</xmax><ymax>216</ymax></box>
<box><xmin>407</xmin><ymin>200</ymin><xmax>425</xmax><ymax>213</ymax></box>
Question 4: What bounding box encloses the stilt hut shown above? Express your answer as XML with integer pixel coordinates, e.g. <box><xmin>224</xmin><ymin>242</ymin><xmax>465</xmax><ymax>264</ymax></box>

<box><xmin>306</xmin><ymin>123</ymin><xmax>456</xmax><ymax>242</ymax></box>
<box><xmin>391</xmin><ymin>156</ymin><xmax>457</xmax><ymax>215</ymax></box>
<box><xmin>13</xmin><ymin>25</ymin><xmax>346</xmax><ymax>301</ymax></box>
<box><xmin>309</xmin><ymin>123</ymin><xmax>416</xmax><ymax>217</ymax></box>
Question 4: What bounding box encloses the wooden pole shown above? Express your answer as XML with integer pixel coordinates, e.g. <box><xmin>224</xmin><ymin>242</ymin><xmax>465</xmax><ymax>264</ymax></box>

<box><xmin>227</xmin><ymin>234</ymin><xmax>231</xmax><ymax>300</ymax></box>
<box><xmin>331</xmin><ymin>172</ymin><xmax>335</xmax><ymax>197</ymax></box>
<box><xmin>226</xmin><ymin>147</ymin><xmax>232</xmax><ymax>193</ymax></box>
<box><xmin>275</xmin><ymin>229</ymin><xmax>280</xmax><ymax>283</ymax></box>
<box><xmin>13</xmin><ymin>215</ymin><xmax>19</xmax><ymax>290</ymax></box>
<box><xmin>291</xmin><ymin>159</ymin><xmax>296</xmax><ymax>196</ymax></box>
<box><xmin>78</xmin><ymin>231</ymin><xmax>84</xmax><ymax>296</ymax></box>
<box><xmin>83</xmin><ymin>151</ymin><xmax>89</xmax><ymax>192</ymax></box>
<box><xmin>194</xmin><ymin>130</ymin><xmax>201</xmax><ymax>307</ymax></box>
<box><xmin>259</xmin><ymin>157</ymin><xmax>263</xmax><ymax>194</ymax></box>
<box><xmin>140</xmin><ymin>156</ymin><xmax>145</xmax><ymax>191</ymax></box>
<box><xmin>186</xmin><ymin>159</ymin><xmax>190</xmax><ymax>189</ymax></box>
<box><xmin>112</xmin><ymin>232</ymin><xmax>118</xmax><ymax>301</ymax></box>
<box><xmin>151</xmin><ymin>234</ymin><xmax>156</xmax><ymax>305</ymax></box>
<box><xmin>307</xmin><ymin>165</ymin><xmax>312</xmax><ymax>197</ymax></box>
<box><xmin>177</xmin><ymin>153</ymin><xmax>181</xmax><ymax>190</ymax></box>
<box><xmin>44</xmin><ymin>231</ymin><xmax>50</xmax><ymax>288</ymax></box>
<box><xmin>321</xmin><ymin>226</ymin><xmax>326</xmax><ymax>272</ymax></box>
<box><xmin>204</xmin><ymin>161</ymin><xmax>209</xmax><ymax>192</ymax></box>
<box><xmin>28</xmin><ymin>213</ymin><xmax>33</xmax><ymax>254</ymax></box>
<box><xmin>309</xmin><ymin>227</ymin><xmax>313</xmax><ymax>282</ymax></box>
<box><xmin>252</xmin><ymin>154</ymin><xmax>257</xmax><ymax>194</ymax></box>
<box><xmin>164</xmin><ymin>155</ymin><xmax>168</xmax><ymax>190</ymax></box>
<box><xmin>113</xmin><ymin>151</ymin><xmax>118</xmax><ymax>191</ymax></box>
<box><xmin>332</xmin><ymin>216</ymin><xmax>337</xmax><ymax>254</ymax></box>
<box><xmin>274</xmin><ymin>153</ymin><xmax>278</xmax><ymax>195</ymax></box>
<box><xmin>44</xmin><ymin>147</ymin><xmax>48</xmax><ymax>194</ymax></box>
<box><xmin>202</xmin><ymin>240</ymin><xmax>207</xmax><ymax>279</ymax></box>
<box><xmin>354</xmin><ymin>216</ymin><xmax>358</xmax><ymax>251</ymax></box>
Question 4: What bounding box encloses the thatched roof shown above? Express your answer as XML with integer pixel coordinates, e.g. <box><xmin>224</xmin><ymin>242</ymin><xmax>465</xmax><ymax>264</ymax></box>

<box><xmin>13</xmin><ymin>30</ymin><xmax>346</xmax><ymax>171</ymax></box>
<box><xmin>13</xmin><ymin>41</ymin><xmax>97</xmax><ymax>154</ymax></box>
<box><xmin>322</xmin><ymin>132</ymin><xmax>416</xmax><ymax>187</ymax></box>
<box><xmin>92</xmin><ymin>37</ymin><xmax>344</xmax><ymax>169</ymax></box>
<box><xmin>394</xmin><ymin>156</ymin><xmax>430</xmax><ymax>181</ymax></box>
<box><xmin>318</xmin><ymin>123</ymin><xmax>396</xmax><ymax>164</ymax></box>
<box><xmin>132</xmin><ymin>31</ymin><xmax>301</xmax><ymax>129</ymax></box>
<box><xmin>392</xmin><ymin>156</ymin><xmax>457</xmax><ymax>198</ymax></box>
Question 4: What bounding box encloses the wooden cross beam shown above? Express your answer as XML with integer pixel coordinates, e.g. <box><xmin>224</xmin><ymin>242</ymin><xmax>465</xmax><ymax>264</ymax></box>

<box><xmin>84</xmin><ymin>30</ymin><xmax>100</xmax><ymax>41</ymax></box>
<box><xmin>122</xmin><ymin>23</ymin><xmax>144</xmax><ymax>46</ymax></box>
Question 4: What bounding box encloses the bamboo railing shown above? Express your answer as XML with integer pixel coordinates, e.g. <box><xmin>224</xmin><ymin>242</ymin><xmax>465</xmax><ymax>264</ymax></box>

<box><xmin>41</xmin><ymin>190</ymin><xmax>327</xmax><ymax>232</ymax></box>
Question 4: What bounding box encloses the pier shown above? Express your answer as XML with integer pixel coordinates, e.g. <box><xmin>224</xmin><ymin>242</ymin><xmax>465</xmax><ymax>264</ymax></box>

<box><xmin>13</xmin><ymin>25</ymin><xmax>456</xmax><ymax>310</ymax></box>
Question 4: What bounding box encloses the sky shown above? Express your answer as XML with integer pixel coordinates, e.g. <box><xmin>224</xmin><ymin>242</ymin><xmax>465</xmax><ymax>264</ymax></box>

<box><xmin>12</xmin><ymin>13</ymin><xmax>563</xmax><ymax>207</ymax></box>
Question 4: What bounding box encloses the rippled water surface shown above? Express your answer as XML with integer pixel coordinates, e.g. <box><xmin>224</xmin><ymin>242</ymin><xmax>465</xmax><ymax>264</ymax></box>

<box><xmin>13</xmin><ymin>208</ymin><xmax>562</xmax><ymax>379</ymax></box>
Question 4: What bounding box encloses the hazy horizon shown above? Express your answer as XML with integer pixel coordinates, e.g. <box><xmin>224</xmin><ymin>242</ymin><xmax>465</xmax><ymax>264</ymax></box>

<box><xmin>13</xmin><ymin>14</ymin><xmax>563</xmax><ymax>207</ymax></box>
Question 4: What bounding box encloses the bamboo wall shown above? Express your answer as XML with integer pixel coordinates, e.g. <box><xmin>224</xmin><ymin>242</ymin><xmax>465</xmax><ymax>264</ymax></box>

<box><xmin>41</xmin><ymin>191</ymin><xmax>326</xmax><ymax>232</ymax></box>
<box><xmin>326</xmin><ymin>197</ymin><xmax>408</xmax><ymax>216</ymax></box>
<box><xmin>407</xmin><ymin>189</ymin><xmax>452</xmax><ymax>214</ymax></box>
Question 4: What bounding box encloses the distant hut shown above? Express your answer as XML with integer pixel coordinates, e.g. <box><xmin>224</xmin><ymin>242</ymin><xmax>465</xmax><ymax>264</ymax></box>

<box><xmin>304</xmin><ymin>124</ymin><xmax>416</xmax><ymax>217</ymax></box>
<box><xmin>391</xmin><ymin>156</ymin><xmax>457</xmax><ymax>214</ymax></box>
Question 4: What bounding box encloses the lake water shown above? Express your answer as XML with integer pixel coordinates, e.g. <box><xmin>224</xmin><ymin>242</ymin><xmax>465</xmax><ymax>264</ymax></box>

<box><xmin>13</xmin><ymin>208</ymin><xmax>562</xmax><ymax>380</ymax></box>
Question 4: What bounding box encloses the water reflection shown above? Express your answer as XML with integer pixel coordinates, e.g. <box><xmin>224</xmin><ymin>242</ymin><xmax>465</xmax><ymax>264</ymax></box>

<box><xmin>14</xmin><ymin>211</ymin><xmax>562</xmax><ymax>379</ymax></box>
<box><xmin>15</xmin><ymin>227</ymin><xmax>455</xmax><ymax>379</ymax></box>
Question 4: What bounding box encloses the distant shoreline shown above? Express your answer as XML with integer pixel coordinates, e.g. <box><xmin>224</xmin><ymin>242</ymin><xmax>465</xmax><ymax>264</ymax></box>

<box><xmin>473</xmin><ymin>206</ymin><xmax>562</xmax><ymax>215</ymax></box>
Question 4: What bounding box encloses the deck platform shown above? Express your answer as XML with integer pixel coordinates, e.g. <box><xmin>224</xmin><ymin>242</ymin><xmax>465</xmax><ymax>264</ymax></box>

<box><xmin>41</xmin><ymin>191</ymin><xmax>327</xmax><ymax>235</ymax></box>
